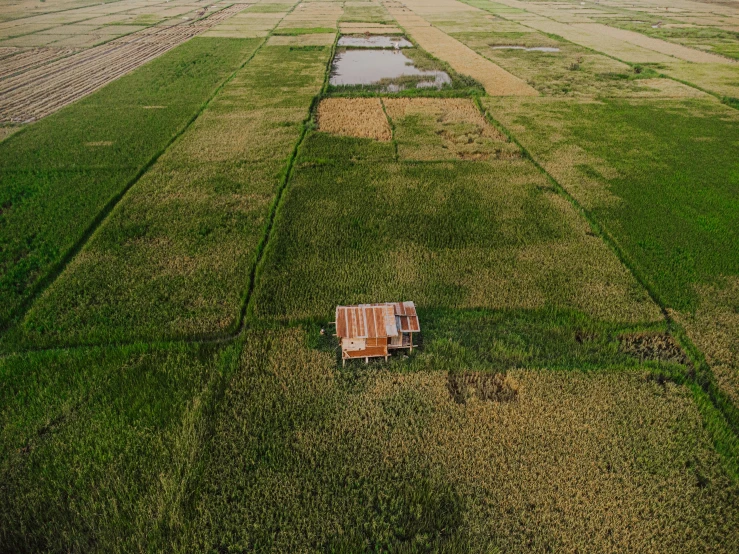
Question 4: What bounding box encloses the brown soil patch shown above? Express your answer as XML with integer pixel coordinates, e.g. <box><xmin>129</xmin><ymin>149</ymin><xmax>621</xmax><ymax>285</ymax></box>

<box><xmin>447</xmin><ymin>371</ymin><xmax>519</xmax><ymax>404</ymax></box>
<box><xmin>316</xmin><ymin>97</ymin><xmax>391</xmax><ymax>141</ymax></box>
<box><xmin>619</xmin><ymin>332</ymin><xmax>691</xmax><ymax>365</ymax></box>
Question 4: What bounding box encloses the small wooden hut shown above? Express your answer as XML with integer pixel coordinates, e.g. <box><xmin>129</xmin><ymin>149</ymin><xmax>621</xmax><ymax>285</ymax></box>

<box><xmin>335</xmin><ymin>301</ymin><xmax>420</xmax><ymax>365</ymax></box>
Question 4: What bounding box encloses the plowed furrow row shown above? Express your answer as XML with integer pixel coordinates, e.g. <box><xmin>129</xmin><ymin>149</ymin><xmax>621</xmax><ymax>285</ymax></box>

<box><xmin>0</xmin><ymin>48</ymin><xmax>76</xmax><ymax>80</ymax></box>
<box><xmin>0</xmin><ymin>4</ymin><xmax>248</xmax><ymax>123</ymax></box>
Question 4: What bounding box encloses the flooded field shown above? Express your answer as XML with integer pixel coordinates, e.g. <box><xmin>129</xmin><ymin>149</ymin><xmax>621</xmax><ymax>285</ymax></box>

<box><xmin>337</xmin><ymin>35</ymin><xmax>413</xmax><ymax>48</ymax></box>
<box><xmin>329</xmin><ymin>48</ymin><xmax>451</xmax><ymax>90</ymax></box>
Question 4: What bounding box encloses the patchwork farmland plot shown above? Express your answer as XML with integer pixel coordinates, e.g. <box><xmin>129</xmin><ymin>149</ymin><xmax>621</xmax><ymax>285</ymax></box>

<box><xmin>0</xmin><ymin>37</ymin><xmax>263</xmax><ymax>329</ymax></box>
<box><xmin>482</xmin><ymin>96</ymin><xmax>739</xmax><ymax>404</ymax></box>
<box><xmin>0</xmin><ymin>3</ymin><xmax>250</xmax><ymax>123</ymax></box>
<box><xmin>1</xmin><ymin>0</ymin><xmax>739</xmax><ymax>550</ymax></box>
<box><xmin>12</xmin><ymin>43</ymin><xmax>331</xmax><ymax>347</ymax></box>
<box><xmin>184</xmin><ymin>329</ymin><xmax>739</xmax><ymax>552</ymax></box>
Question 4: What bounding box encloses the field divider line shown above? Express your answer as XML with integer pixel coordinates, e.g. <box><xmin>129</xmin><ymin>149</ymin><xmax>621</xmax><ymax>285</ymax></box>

<box><xmin>379</xmin><ymin>98</ymin><xmax>399</xmax><ymax>161</ymax></box>
<box><xmin>473</xmin><ymin>96</ymin><xmax>739</xmax><ymax>442</ymax></box>
<box><xmin>237</xmin><ymin>23</ymin><xmax>342</xmax><ymax>332</ymax></box>
<box><xmin>0</xmin><ymin>13</ymin><xmax>297</xmax><ymax>340</ymax></box>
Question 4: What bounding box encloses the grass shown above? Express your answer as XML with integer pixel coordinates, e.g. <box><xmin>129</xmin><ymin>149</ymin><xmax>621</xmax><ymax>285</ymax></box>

<box><xmin>0</xmin><ymin>341</ymin><xmax>236</xmax><ymax>553</ymax></box>
<box><xmin>0</xmin><ymin>37</ymin><xmax>262</xmax><ymax>329</ymax></box>
<box><xmin>9</xmin><ymin>45</ymin><xmax>332</xmax><ymax>349</ymax></box>
<box><xmin>180</xmin><ymin>327</ymin><xmax>739</xmax><ymax>552</ymax></box>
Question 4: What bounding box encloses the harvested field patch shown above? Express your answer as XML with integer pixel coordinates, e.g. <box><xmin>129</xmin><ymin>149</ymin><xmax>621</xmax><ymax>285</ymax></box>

<box><xmin>0</xmin><ymin>4</ymin><xmax>249</xmax><ymax>123</ymax></box>
<box><xmin>619</xmin><ymin>332</ymin><xmax>691</xmax><ymax>365</ymax></box>
<box><xmin>0</xmin><ymin>47</ymin><xmax>75</xmax><ymax>80</ymax></box>
<box><xmin>383</xmin><ymin>97</ymin><xmax>517</xmax><ymax>160</ymax></box>
<box><xmin>451</xmin><ymin>29</ymin><xmax>701</xmax><ymax>98</ymax></box>
<box><xmin>578</xmin><ymin>22</ymin><xmax>736</xmax><ymax>64</ymax></box>
<box><xmin>317</xmin><ymin>97</ymin><xmax>391</xmax><ymax>141</ymax></box>
<box><xmin>510</xmin><ymin>16</ymin><xmax>676</xmax><ymax>64</ymax></box>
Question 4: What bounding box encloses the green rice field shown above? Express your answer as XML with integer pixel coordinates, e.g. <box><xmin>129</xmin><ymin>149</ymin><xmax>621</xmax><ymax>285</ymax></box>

<box><xmin>1</xmin><ymin>0</ymin><xmax>738</xmax><ymax>551</ymax></box>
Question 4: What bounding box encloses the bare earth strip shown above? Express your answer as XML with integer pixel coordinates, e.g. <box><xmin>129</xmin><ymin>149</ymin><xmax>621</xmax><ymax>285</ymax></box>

<box><xmin>383</xmin><ymin>2</ymin><xmax>537</xmax><ymax>96</ymax></box>
<box><xmin>574</xmin><ymin>23</ymin><xmax>736</xmax><ymax>64</ymax></box>
<box><xmin>0</xmin><ymin>4</ymin><xmax>250</xmax><ymax>123</ymax></box>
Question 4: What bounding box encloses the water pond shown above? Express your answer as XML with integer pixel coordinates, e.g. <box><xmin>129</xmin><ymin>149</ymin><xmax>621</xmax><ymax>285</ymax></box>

<box><xmin>337</xmin><ymin>35</ymin><xmax>413</xmax><ymax>48</ymax></box>
<box><xmin>329</xmin><ymin>49</ymin><xmax>451</xmax><ymax>90</ymax></box>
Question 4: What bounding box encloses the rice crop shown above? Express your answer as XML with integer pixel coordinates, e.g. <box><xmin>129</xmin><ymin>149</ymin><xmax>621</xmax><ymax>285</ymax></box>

<box><xmin>338</xmin><ymin>23</ymin><xmax>403</xmax><ymax>34</ymax></box>
<box><xmin>267</xmin><ymin>32</ymin><xmax>334</xmax><ymax>45</ymax></box>
<box><xmin>0</xmin><ymin>341</ymin><xmax>233</xmax><ymax>553</ymax></box>
<box><xmin>482</xmin><ymin>94</ymin><xmax>739</xmax><ymax>406</ymax></box>
<box><xmin>11</xmin><ymin>44</ymin><xmax>332</xmax><ymax>349</ymax></box>
<box><xmin>1</xmin><ymin>0</ymin><xmax>738</xmax><ymax>549</ymax></box>
<box><xmin>251</xmin><ymin>130</ymin><xmax>660</xmax><ymax>324</ymax></box>
<box><xmin>383</xmin><ymin>97</ymin><xmax>518</xmax><ymax>160</ymax></box>
<box><xmin>481</xmin><ymin>96</ymin><xmax>739</xmax><ymax>314</ymax></box>
<box><xmin>317</xmin><ymin>97</ymin><xmax>392</xmax><ymax>141</ymax></box>
<box><xmin>183</xmin><ymin>327</ymin><xmax>739</xmax><ymax>553</ymax></box>
<box><xmin>0</xmin><ymin>37</ymin><xmax>261</xmax><ymax>330</ymax></box>
<box><xmin>674</xmin><ymin>278</ymin><xmax>739</xmax><ymax>404</ymax></box>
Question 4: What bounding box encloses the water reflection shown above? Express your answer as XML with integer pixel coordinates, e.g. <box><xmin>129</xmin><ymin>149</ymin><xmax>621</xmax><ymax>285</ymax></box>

<box><xmin>337</xmin><ymin>35</ymin><xmax>414</xmax><ymax>48</ymax></box>
<box><xmin>330</xmin><ymin>49</ymin><xmax>451</xmax><ymax>90</ymax></box>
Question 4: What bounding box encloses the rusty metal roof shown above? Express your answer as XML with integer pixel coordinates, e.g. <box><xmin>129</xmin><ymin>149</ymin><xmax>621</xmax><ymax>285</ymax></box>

<box><xmin>336</xmin><ymin>301</ymin><xmax>419</xmax><ymax>339</ymax></box>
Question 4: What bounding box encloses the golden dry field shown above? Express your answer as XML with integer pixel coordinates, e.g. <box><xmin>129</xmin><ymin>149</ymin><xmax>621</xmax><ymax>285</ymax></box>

<box><xmin>1</xmin><ymin>0</ymin><xmax>738</xmax><ymax>551</ymax></box>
